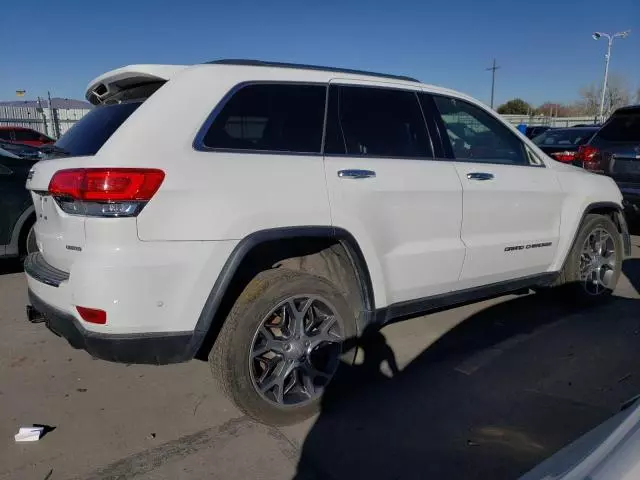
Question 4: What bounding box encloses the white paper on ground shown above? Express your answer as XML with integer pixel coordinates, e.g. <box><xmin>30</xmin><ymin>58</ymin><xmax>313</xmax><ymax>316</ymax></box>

<box><xmin>14</xmin><ymin>426</ymin><xmax>44</xmax><ymax>442</ymax></box>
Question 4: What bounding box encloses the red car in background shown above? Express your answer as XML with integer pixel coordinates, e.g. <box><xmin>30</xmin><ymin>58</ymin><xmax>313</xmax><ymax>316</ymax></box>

<box><xmin>0</xmin><ymin>126</ymin><xmax>55</xmax><ymax>147</ymax></box>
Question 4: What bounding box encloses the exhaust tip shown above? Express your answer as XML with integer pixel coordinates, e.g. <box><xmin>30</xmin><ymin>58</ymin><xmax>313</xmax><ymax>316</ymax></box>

<box><xmin>26</xmin><ymin>305</ymin><xmax>46</xmax><ymax>324</ymax></box>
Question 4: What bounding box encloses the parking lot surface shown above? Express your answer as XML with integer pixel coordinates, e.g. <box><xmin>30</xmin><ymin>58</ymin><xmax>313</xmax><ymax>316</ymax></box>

<box><xmin>1</xmin><ymin>236</ymin><xmax>639</xmax><ymax>480</ymax></box>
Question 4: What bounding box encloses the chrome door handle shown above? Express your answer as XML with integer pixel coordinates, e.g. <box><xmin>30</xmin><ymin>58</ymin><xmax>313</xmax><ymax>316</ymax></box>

<box><xmin>466</xmin><ymin>172</ymin><xmax>494</xmax><ymax>181</ymax></box>
<box><xmin>338</xmin><ymin>169</ymin><xmax>376</xmax><ymax>179</ymax></box>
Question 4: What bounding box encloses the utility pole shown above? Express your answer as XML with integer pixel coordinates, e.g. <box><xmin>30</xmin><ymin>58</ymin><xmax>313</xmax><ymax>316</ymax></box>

<box><xmin>486</xmin><ymin>59</ymin><xmax>501</xmax><ymax>109</ymax></box>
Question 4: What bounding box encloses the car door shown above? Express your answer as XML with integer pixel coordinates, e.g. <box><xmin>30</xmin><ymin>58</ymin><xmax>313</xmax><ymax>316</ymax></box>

<box><xmin>323</xmin><ymin>81</ymin><xmax>465</xmax><ymax>307</ymax></box>
<box><xmin>424</xmin><ymin>93</ymin><xmax>563</xmax><ymax>289</ymax></box>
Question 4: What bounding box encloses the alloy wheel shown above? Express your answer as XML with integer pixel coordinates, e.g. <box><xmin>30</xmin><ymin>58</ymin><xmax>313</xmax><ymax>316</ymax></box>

<box><xmin>579</xmin><ymin>227</ymin><xmax>617</xmax><ymax>295</ymax></box>
<box><xmin>249</xmin><ymin>295</ymin><xmax>344</xmax><ymax>407</ymax></box>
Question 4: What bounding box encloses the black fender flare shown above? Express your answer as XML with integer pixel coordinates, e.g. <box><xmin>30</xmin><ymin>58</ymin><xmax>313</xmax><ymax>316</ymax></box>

<box><xmin>184</xmin><ymin>226</ymin><xmax>375</xmax><ymax>358</ymax></box>
<box><xmin>579</xmin><ymin>202</ymin><xmax>631</xmax><ymax>258</ymax></box>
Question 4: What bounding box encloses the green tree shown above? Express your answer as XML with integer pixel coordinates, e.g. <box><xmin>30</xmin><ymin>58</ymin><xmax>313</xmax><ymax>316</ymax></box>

<box><xmin>496</xmin><ymin>98</ymin><xmax>532</xmax><ymax>115</ymax></box>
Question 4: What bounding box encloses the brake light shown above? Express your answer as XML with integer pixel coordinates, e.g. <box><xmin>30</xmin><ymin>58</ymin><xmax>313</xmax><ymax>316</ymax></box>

<box><xmin>550</xmin><ymin>151</ymin><xmax>577</xmax><ymax>163</ymax></box>
<box><xmin>48</xmin><ymin>168</ymin><xmax>164</xmax><ymax>217</ymax></box>
<box><xmin>576</xmin><ymin>146</ymin><xmax>602</xmax><ymax>172</ymax></box>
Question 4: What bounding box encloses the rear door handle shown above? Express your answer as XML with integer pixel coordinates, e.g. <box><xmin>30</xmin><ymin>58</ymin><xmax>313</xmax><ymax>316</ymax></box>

<box><xmin>338</xmin><ymin>169</ymin><xmax>376</xmax><ymax>179</ymax></box>
<box><xmin>466</xmin><ymin>172</ymin><xmax>494</xmax><ymax>181</ymax></box>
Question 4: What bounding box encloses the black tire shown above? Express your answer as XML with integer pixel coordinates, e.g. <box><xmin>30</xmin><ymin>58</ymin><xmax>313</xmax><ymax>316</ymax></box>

<box><xmin>556</xmin><ymin>213</ymin><xmax>623</xmax><ymax>301</ymax></box>
<box><xmin>209</xmin><ymin>268</ymin><xmax>357</xmax><ymax>426</ymax></box>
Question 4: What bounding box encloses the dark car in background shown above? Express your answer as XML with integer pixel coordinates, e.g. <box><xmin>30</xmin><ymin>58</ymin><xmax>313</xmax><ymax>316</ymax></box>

<box><xmin>0</xmin><ymin>140</ymin><xmax>43</xmax><ymax>160</ymax></box>
<box><xmin>532</xmin><ymin>126</ymin><xmax>599</xmax><ymax>163</ymax></box>
<box><xmin>0</xmin><ymin>148</ymin><xmax>38</xmax><ymax>259</ymax></box>
<box><xmin>0</xmin><ymin>126</ymin><xmax>55</xmax><ymax>147</ymax></box>
<box><xmin>576</xmin><ymin>105</ymin><xmax>640</xmax><ymax>217</ymax></box>
<box><xmin>525</xmin><ymin>125</ymin><xmax>552</xmax><ymax>139</ymax></box>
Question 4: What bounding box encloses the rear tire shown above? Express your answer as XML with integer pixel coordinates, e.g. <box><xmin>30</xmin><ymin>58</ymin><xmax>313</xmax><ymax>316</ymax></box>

<box><xmin>209</xmin><ymin>269</ymin><xmax>357</xmax><ymax>426</ymax></box>
<box><xmin>19</xmin><ymin>220</ymin><xmax>37</xmax><ymax>260</ymax></box>
<box><xmin>556</xmin><ymin>214</ymin><xmax>623</xmax><ymax>301</ymax></box>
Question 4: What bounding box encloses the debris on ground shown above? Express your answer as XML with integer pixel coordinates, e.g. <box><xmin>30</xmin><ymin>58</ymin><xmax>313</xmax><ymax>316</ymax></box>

<box><xmin>14</xmin><ymin>426</ymin><xmax>45</xmax><ymax>442</ymax></box>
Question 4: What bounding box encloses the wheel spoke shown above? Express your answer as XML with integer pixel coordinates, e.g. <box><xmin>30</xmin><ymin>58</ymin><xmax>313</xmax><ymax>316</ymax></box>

<box><xmin>310</xmin><ymin>315</ymin><xmax>341</xmax><ymax>347</ymax></box>
<box><xmin>302</xmin><ymin>361</ymin><xmax>332</xmax><ymax>383</ymax></box>
<box><xmin>256</xmin><ymin>326</ymin><xmax>288</xmax><ymax>354</ymax></box>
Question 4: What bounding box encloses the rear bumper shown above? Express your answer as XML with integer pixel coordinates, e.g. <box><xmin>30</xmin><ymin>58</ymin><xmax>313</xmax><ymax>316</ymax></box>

<box><xmin>28</xmin><ymin>290</ymin><xmax>196</xmax><ymax>365</ymax></box>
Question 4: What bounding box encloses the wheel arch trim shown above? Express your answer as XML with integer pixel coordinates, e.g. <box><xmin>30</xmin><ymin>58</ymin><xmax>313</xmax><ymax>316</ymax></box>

<box><xmin>185</xmin><ymin>226</ymin><xmax>376</xmax><ymax>358</ymax></box>
<box><xmin>4</xmin><ymin>205</ymin><xmax>35</xmax><ymax>258</ymax></box>
<box><xmin>558</xmin><ymin>201</ymin><xmax>631</xmax><ymax>270</ymax></box>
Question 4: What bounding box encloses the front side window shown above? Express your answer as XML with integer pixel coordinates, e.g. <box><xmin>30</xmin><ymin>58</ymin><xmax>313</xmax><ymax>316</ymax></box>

<box><xmin>325</xmin><ymin>85</ymin><xmax>433</xmax><ymax>158</ymax></box>
<box><xmin>202</xmin><ymin>84</ymin><xmax>326</xmax><ymax>154</ymax></box>
<box><xmin>433</xmin><ymin>96</ymin><xmax>528</xmax><ymax>166</ymax></box>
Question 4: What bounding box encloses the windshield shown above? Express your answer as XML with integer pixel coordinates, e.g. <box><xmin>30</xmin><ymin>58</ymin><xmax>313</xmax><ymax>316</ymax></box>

<box><xmin>533</xmin><ymin>128</ymin><xmax>597</xmax><ymax>146</ymax></box>
<box><xmin>597</xmin><ymin>113</ymin><xmax>640</xmax><ymax>142</ymax></box>
<box><xmin>53</xmin><ymin>102</ymin><xmax>141</xmax><ymax>157</ymax></box>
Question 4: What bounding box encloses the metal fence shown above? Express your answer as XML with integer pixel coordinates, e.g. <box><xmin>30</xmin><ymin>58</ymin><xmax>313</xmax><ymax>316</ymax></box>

<box><xmin>501</xmin><ymin>114</ymin><xmax>599</xmax><ymax>128</ymax></box>
<box><xmin>0</xmin><ymin>105</ymin><xmax>91</xmax><ymax>139</ymax></box>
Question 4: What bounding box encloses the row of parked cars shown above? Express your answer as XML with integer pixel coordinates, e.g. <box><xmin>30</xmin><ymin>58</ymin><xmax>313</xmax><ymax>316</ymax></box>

<box><xmin>526</xmin><ymin>109</ymin><xmax>640</xmax><ymax>217</ymax></box>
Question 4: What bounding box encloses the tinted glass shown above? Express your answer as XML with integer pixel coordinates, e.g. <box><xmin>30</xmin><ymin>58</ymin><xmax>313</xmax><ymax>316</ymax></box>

<box><xmin>55</xmin><ymin>102</ymin><xmax>140</xmax><ymax>157</ymax></box>
<box><xmin>0</xmin><ymin>130</ymin><xmax>11</xmax><ymax>140</ymax></box>
<box><xmin>433</xmin><ymin>96</ymin><xmax>527</xmax><ymax>165</ymax></box>
<box><xmin>202</xmin><ymin>84</ymin><xmax>326</xmax><ymax>153</ymax></box>
<box><xmin>326</xmin><ymin>86</ymin><xmax>432</xmax><ymax>157</ymax></box>
<box><xmin>596</xmin><ymin>113</ymin><xmax>640</xmax><ymax>142</ymax></box>
<box><xmin>533</xmin><ymin>128</ymin><xmax>597</xmax><ymax>146</ymax></box>
<box><xmin>13</xmin><ymin>129</ymin><xmax>41</xmax><ymax>141</ymax></box>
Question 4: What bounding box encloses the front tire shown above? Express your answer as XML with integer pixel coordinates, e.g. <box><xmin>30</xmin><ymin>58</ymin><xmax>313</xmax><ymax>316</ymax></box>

<box><xmin>210</xmin><ymin>269</ymin><xmax>357</xmax><ymax>426</ymax></box>
<box><xmin>558</xmin><ymin>214</ymin><xmax>623</xmax><ymax>300</ymax></box>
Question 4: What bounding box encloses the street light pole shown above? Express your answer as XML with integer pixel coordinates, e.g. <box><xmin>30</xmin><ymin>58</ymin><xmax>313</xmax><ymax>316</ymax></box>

<box><xmin>592</xmin><ymin>30</ymin><xmax>630</xmax><ymax>122</ymax></box>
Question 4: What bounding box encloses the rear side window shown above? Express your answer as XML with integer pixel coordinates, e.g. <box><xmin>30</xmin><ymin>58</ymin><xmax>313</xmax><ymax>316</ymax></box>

<box><xmin>596</xmin><ymin>112</ymin><xmax>640</xmax><ymax>142</ymax></box>
<box><xmin>433</xmin><ymin>95</ymin><xmax>528</xmax><ymax>166</ymax></box>
<box><xmin>202</xmin><ymin>84</ymin><xmax>326</xmax><ymax>153</ymax></box>
<box><xmin>0</xmin><ymin>130</ymin><xmax>11</xmax><ymax>140</ymax></box>
<box><xmin>54</xmin><ymin>102</ymin><xmax>140</xmax><ymax>157</ymax></box>
<box><xmin>325</xmin><ymin>85</ymin><xmax>432</xmax><ymax>158</ymax></box>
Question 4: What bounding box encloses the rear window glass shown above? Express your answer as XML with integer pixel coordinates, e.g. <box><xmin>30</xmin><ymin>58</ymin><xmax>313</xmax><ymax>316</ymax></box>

<box><xmin>202</xmin><ymin>84</ymin><xmax>326</xmax><ymax>153</ymax></box>
<box><xmin>53</xmin><ymin>102</ymin><xmax>140</xmax><ymax>157</ymax></box>
<box><xmin>533</xmin><ymin>129</ymin><xmax>596</xmax><ymax>146</ymax></box>
<box><xmin>13</xmin><ymin>129</ymin><xmax>41</xmax><ymax>141</ymax></box>
<box><xmin>597</xmin><ymin>113</ymin><xmax>640</xmax><ymax>142</ymax></box>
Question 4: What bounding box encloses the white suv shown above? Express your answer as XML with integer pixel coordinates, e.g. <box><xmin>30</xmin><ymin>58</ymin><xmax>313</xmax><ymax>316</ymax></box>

<box><xmin>24</xmin><ymin>60</ymin><xmax>631</xmax><ymax>425</ymax></box>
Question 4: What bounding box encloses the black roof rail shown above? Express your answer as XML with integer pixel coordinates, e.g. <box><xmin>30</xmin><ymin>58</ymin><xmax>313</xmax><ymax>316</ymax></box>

<box><xmin>206</xmin><ymin>59</ymin><xmax>420</xmax><ymax>83</ymax></box>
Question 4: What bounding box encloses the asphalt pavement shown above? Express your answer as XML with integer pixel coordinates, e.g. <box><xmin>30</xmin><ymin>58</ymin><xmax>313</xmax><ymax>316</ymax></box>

<box><xmin>1</xmin><ymin>237</ymin><xmax>639</xmax><ymax>480</ymax></box>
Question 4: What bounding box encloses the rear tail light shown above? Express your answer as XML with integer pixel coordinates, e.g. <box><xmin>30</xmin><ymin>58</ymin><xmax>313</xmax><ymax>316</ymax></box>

<box><xmin>576</xmin><ymin>146</ymin><xmax>603</xmax><ymax>172</ymax></box>
<box><xmin>48</xmin><ymin>168</ymin><xmax>164</xmax><ymax>217</ymax></box>
<box><xmin>549</xmin><ymin>151</ymin><xmax>577</xmax><ymax>163</ymax></box>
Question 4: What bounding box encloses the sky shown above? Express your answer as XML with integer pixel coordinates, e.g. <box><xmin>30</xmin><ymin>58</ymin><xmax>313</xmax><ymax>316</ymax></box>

<box><xmin>2</xmin><ymin>0</ymin><xmax>639</xmax><ymax>107</ymax></box>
